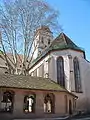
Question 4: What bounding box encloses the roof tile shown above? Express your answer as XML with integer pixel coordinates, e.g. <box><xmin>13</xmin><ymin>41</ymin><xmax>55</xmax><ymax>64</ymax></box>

<box><xmin>0</xmin><ymin>74</ymin><xmax>66</xmax><ymax>92</ymax></box>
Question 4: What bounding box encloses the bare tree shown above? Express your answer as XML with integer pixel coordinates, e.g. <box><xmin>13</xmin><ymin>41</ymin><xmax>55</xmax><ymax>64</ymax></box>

<box><xmin>0</xmin><ymin>0</ymin><xmax>61</xmax><ymax>75</ymax></box>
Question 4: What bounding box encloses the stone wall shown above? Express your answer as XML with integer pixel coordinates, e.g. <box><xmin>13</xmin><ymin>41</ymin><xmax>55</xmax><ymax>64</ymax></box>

<box><xmin>0</xmin><ymin>88</ymin><xmax>76</xmax><ymax>119</ymax></box>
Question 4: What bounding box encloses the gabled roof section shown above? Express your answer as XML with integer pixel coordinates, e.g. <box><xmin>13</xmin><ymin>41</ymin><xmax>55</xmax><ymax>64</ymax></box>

<box><xmin>50</xmin><ymin>33</ymin><xmax>84</xmax><ymax>51</ymax></box>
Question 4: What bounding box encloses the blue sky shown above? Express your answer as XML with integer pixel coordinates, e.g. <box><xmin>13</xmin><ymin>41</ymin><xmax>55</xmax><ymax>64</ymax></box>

<box><xmin>46</xmin><ymin>0</ymin><xmax>90</xmax><ymax>60</ymax></box>
<box><xmin>0</xmin><ymin>0</ymin><xmax>90</xmax><ymax>59</ymax></box>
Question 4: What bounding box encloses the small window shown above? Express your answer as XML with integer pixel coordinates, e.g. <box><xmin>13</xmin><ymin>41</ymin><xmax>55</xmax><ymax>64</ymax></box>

<box><xmin>20</xmin><ymin>65</ymin><xmax>22</xmax><ymax>68</ymax></box>
<box><xmin>5</xmin><ymin>71</ymin><xmax>8</xmax><ymax>74</ymax></box>
<box><xmin>48</xmin><ymin>39</ymin><xmax>50</xmax><ymax>45</ymax></box>
<box><xmin>41</xmin><ymin>37</ymin><xmax>44</xmax><ymax>44</ymax></box>
<box><xmin>24</xmin><ymin>94</ymin><xmax>36</xmax><ymax>113</ymax></box>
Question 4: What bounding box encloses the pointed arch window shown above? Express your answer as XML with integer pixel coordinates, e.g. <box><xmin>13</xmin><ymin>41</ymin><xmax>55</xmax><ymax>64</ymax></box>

<box><xmin>57</xmin><ymin>57</ymin><xmax>65</xmax><ymax>87</ymax></box>
<box><xmin>73</xmin><ymin>57</ymin><xmax>82</xmax><ymax>92</ymax></box>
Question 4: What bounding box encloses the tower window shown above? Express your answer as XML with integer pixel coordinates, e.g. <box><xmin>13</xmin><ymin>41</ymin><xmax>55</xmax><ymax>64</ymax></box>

<box><xmin>41</xmin><ymin>37</ymin><xmax>44</xmax><ymax>44</ymax></box>
<box><xmin>48</xmin><ymin>39</ymin><xmax>50</xmax><ymax>45</ymax></box>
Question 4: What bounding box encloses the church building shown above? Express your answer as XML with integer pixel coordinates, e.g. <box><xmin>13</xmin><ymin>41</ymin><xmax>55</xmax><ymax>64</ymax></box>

<box><xmin>29</xmin><ymin>26</ymin><xmax>90</xmax><ymax>112</ymax></box>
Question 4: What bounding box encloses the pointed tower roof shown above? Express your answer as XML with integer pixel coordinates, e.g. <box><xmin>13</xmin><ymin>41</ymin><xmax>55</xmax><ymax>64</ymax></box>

<box><xmin>50</xmin><ymin>32</ymin><xmax>84</xmax><ymax>52</ymax></box>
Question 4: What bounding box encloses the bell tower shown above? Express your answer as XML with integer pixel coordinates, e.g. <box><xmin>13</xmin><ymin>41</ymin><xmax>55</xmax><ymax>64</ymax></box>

<box><xmin>33</xmin><ymin>26</ymin><xmax>53</xmax><ymax>58</ymax></box>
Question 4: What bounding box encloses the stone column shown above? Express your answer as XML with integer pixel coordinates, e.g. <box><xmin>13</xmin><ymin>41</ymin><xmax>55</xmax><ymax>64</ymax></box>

<box><xmin>37</xmin><ymin>68</ymin><xmax>39</xmax><ymax>77</ymax></box>
<box><xmin>13</xmin><ymin>90</ymin><xmax>24</xmax><ymax>117</ymax></box>
<box><xmin>68</xmin><ymin>55</ymin><xmax>75</xmax><ymax>92</ymax></box>
<box><xmin>44</xmin><ymin>61</ymin><xmax>49</xmax><ymax>78</ymax></box>
<box><xmin>55</xmin><ymin>93</ymin><xmax>65</xmax><ymax>115</ymax></box>
<box><xmin>35</xmin><ymin>91</ymin><xmax>44</xmax><ymax>115</ymax></box>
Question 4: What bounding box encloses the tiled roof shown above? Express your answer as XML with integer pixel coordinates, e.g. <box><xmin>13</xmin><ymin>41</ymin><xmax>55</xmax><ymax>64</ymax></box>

<box><xmin>0</xmin><ymin>74</ymin><xmax>77</xmax><ymax>97</ymax></box>
<box><xmin>0</xmin><ymin>74</ymin><xmax>66</xmax><ymax>91</ymax></box>
<box><xmin>50</xmin><ymin>33</ymin><xmax>84</xmax><ymax>51</ymax></box>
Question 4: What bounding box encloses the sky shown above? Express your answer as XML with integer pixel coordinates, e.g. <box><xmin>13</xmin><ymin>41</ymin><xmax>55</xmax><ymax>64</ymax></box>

<box><xmin>46</xmin><ymin>0</ymin><xmax>90</xmax><ymax>60</ymax></box>
<box><xmin>0</xmin><ymin>0</ymin><xmax>90</xmax><ymax>60</ymax></box>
